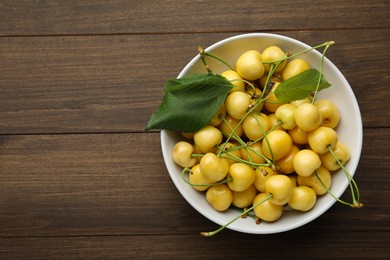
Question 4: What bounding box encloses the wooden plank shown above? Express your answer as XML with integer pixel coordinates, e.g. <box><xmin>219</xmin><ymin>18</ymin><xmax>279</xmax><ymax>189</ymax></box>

<box><xmin>0</xmin><ymin>132</ymin><xmax>213</xmax><ymax>237</ymax></box>
<box><xmin>0</xmin><ymin>30</ymin><xmax>389</xmax><ymax>134</ymax></box>
<box><xmin>0</xmin><ymin>0</ymin><xmax>389</xmax><ymax>36</ymax></box>
<box><xmin>0</xmin><ymin>232</ymin><xmax>389</xmax><ymax>259</ymax></box>
<box><xmin>0</xmin><ymin>129</ymin><xmax>388</xmax><ymax>238</ymax></box>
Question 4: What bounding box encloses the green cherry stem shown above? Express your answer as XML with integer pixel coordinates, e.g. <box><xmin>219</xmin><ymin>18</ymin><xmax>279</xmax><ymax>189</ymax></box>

<box><xmin>259</xmin><ymin>63</ymin><xmax>276</xmax><ymax>99</ymax></box>
<box><xmin>311</xmin><ymin>42</ymin><xmax>332</xmax><ymax>104</ymax></box>
<box><xmin>246</xmin><ymin>143</ymin><xmax>273</xmax><ymax>166</ymax></box>
<box><xmin>241</xmin><ymin>79</ymin><xmax>257</xmax><ymax>93</ymax></box>
<box><xmin>252</xmin><ymin>120</ymin><xmax>283</xmax><ymax>144</ymax></box>
<box><xmin>257</xmin><ymin>62</ymin><xmax>282</xmax><ymax>104</ymax></box>
<box><xmin>262</xmin><ymin>41</ymin><xmax>335</xmax><ymax>65</ymax></box>
<box><xmin>262</xmin><ymin>133</ymin><xmax>275</xmax><ymax>165</ymax></box>
<box><xmin>198</xmin><ymin>46</ymin><xmax>213</xmax><ymax>74</ymax></box>
<box><xmin>220</xmin><ymin>152</ymin><xmax>270</xmax><ymax>168</ymax></box>
<box><xmin>250</xmin><ymin>111</ymin><xmax>277</xmax><ymax>165</ymax></box>
<box><xmin>231</xmin><ymin>206</ymin><xmax>260</xmax><ymax>222</ymax></box>
<box><xmin>327</xmin><ymin>145</ymin><xmax>363</xmax><ymax>208</ymax></box>
<box><xmin>217</xmin><ymin>142</ymin><xmax>272</xmax><ymax>167</ymax></box>
<box><xmin>200</xmin><ymin>193</ymin><xmax>273</xmax><ymax>237</ymax></box>
<box><xmin>202</xmin><ymin>50</ymin><xmax>235</xmax><ymax>71</ymax></box>
<box><xmin>181</xmin><ymin>168</ymin><xmax>232</xmax><ymax>187</ymax></box>
<box><xmin>191</xmin><ymin>153</ymin><xmax>204</xmax><ymax>158</ymax></box>
<box><xmin>217</xmin><ymin>113</ymin><xmax>254</xmax><ymax>157</ymax></box>
<box><xmin>313</xmin><ymin>170</ymin><xmax>353</xmax><ymax>207</ymax></box>
<box><xmin>218</xmin><ymin>115</ymin><xmax>273</xmax><ymax>167</ymax></box>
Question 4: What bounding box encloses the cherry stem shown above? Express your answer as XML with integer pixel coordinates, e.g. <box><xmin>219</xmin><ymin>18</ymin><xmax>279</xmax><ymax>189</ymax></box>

<box><xmin>217</xmin><ymin>110</ymin><xmax>258</xmax><ymax>157</ymax></box>
<box><xmin>181</xmin><ymin>168</ymin><xmax>233</xmax><ymax>187</ymax></box>
<box><xmin>241</xmin><ymin>79</ymin><xmax>257</xmax><ymax>93</ymax></box>
<box><xmin>262</xmin><ymin>41</ymin><xmax>335</xmax><ymax>65</ymax></box>
<box><xmin>218</xmin><ymin>115</ymin><xmax>274</xmax><ymax>166</ymax></box>
<box><xmin>198</xmin><ymin>46</ymin><xmax>213</xmax><ymax>74</ymax></box>
<box><xmin>220</xmin><ymin>152</ymin><xmax>270</xmax><ymax>168</ymax></box>
<box><xmin>258</xmin><ymin>63</ymin><xmax>276</xmax><ymax>100</ymax></box>
<box><xmin>312</xmin><ymin>42</ymin><xmax>332</xmax><ymax>104</ymax></box>
<box><xmin>252</xmin><ymin>120</ymin><xmax>283</xmax><ymax>144</ymax></box>
<box><xmin>327</xmin><ymin>145</ymin><xmax>362</xmax><ymax>208</ymax></box>
<box><xmin>314</xmin><ymin>170</ymin><xmax>353</xmax><ymax>207</ymax></box>
<box><xmin>257</xmin><ymin>61</ymin><xmax>284</xmax><ymax>105</ymax></box>
<box><xmin>201</xmin><ymin>49</ymin><xmax>235</xmax><ymax>71</ymax></box>
<box><xmin>191</xmin><ymin>153</ymin><xmax>204</xmax><ymax>158</ymax></box>
<box><xmin>231</xmin><ymin>206</ymin><xmax>259</xmax><ymax>222</ymax></box>
<box><xmin>262</xmin><ymin>137</ymin><xmax>275</xmax><ymax>165</ymax></box>
<box><xmin>216</xmin><ymin>61</ymin><xmax>279</xmax><ymax>161</ymax></box>
<box><xmin>200</xmin><ymin>193</ymin><xmax>273</xmax><ymax>237</ymax></box>
<box><xmin>217</xmin><ymin>142</ymin><xmax>272</xmax><ymax>168</ymax></box>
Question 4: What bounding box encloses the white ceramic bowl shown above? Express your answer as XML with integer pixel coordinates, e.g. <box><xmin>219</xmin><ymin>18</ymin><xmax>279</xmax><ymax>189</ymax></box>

<box><xmin>161</xmin><ymin>33</ymin><xmax>363</xmax><ymax>234</ymax></box>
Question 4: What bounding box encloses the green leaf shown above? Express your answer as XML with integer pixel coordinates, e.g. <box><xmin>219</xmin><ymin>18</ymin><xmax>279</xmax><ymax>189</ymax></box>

<box><xmin>146</xmin><ymin>74</ymin><xmax>233</xmax><ymax>132</ymax></box>
<box><xmin>274</xmin><ymin>69</ymin><xmax>331</xmax><ymax>102</ymax></box>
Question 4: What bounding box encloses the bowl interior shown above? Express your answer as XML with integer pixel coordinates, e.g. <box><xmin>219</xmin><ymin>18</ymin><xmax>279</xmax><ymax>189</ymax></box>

<box><xmin>161</xmin><ymin>33</ymin><xmax>363</xmax><ymax>234</ymax></box>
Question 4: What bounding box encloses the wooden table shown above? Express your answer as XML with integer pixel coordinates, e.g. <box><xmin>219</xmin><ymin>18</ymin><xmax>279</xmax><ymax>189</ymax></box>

<box><xmin>1</xmin><ymin>1</ymin><xmax>389</xmax><ymax>259</ymax></box>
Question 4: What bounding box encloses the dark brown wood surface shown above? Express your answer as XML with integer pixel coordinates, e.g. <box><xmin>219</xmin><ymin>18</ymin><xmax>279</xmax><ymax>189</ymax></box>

<box><xmin>0</xmin><ymin>1</ymin><xmax>389</xmax><ymax>259</ymax></box>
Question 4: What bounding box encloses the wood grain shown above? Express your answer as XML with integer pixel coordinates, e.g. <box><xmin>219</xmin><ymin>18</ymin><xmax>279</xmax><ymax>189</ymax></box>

<box><xmin>0</xmin><ymin>0</ymin><xmax>388</xmax><ymax>36</ymax></box>
<box><xmin>1</xmin><ymin>232</ymin><xmax>389</xmax><ymax>259</ymax></box>
<box><xmin>0</xmin><ymin>129</ymin><xmax>388</xmax><ymax>238</ymax></box>
<box><xmin>1</xmin><ymin>30</ymin><xmax>389</xmax><ymax>134</ymax></box>
<box><xmin>0</xmin><ymin>0</ymin><xmax>389</xmax><ymax>258</ymax></box>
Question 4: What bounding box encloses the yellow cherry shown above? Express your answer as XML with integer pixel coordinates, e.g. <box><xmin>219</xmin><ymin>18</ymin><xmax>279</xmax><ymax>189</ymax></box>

<box><xmin>206</xmin><ymin>184</ymin><xmax>233</xmax><ymax>211</ymax></box>
<box><xmin>172</xmin><ymin>141</ymin><xmax>197</xmax><ymax>168</ymax></box>
<box><xmin>199</xmin><ymin>153</ymin><xmax>229</xmax><ymax>183</ymax></box>
<box><xmin>262</xmin><ymin>130</ymin><xmax>293</xmax><ymax>160</ymax></box>
<box><xmin>235</xmin><ymin>50</ymin><xmax>265</xmax><ymax>81</ymax></box>
<box><xmin>297</xmin><ymin>166</ymin><xmax>331</xmax><ymax>196</ymax></box>
<box><xmin>262</xmin><ymin>45</ymin><xmax>287</xmax><ymax>73</ymax></box>
<box><xmin>254</xmin><ymin>166</ymin><xmax>277</xmax><ymax>193</ymax></box>
<box><xmin>242</xmin><ymin>113</ymin><xmax>271</xmax><ymax>141</ymax></box>
<box><xmin>295</xmin><ymin>103</ymin><xmax>322</xmax><ymax>132</ymax></box>
<box><xmin>220</xmin><ymin>70</ymin><xmax>245</xmax><ymax>93</ymax></box>
<box><xmin>288</xmin><ymin>186</ymin><xmax>317</xmax><ymax>212</ymax></box>
<box><xmin>225</xmin><ymin>91</ymin><xmax>251</xmax><ymax>120</ymax></box>
<box><xmin>188</xmin><ymin>164</ymin><xmax>210</xmax><ymax>192</ymax></box>
<box><xmin>282</xmin><ymin>58</ymin><xmax>310</xmax><ymax>80</ymax></box>
<box><xmin>227</xmin><ymin>163</ymin><xmax>256</xmax><ymax>192</ymax></box>
<box><xmin>293</xmin><ymin>149</ymin><xmax>321</xmax><ymax>177</ymax></box>
<box><xmin>265</xmin><ymin>174</ymin><xmax>293</xmax><ymax>205</ymax></box>
<box><xmin>320</xmin><ymin>141</ymin><xmax>351</xmax><ymax>171</ymax></box>
<box><xmin>276</xmin><ymin>145</ymin><xmax>300</xmax><ymax>174</ymax></box>
<box><xmin>232</xmin><ymin>185</ymin><xmax>257</xmax><ymax>208</ymax></box>
<box><xmin>308</xmin><ymin>126</ymin><xmax>338</xmax><ymax>154</ymax></box>
<box><xmin>253</xmin><ymin>193</ymin><xmax>283</xmax><ymax>222</ymax></box>
<box><xmin>314</xmin><ymin>99</ymin><xmax>340</xmax><ymax>128</ymax></box>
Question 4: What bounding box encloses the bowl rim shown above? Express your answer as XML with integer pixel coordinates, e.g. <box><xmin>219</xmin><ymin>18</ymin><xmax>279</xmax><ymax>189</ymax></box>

<box><xmin>160</xmin><ymin>32</ymin><xmax>363</xmax><ymax>234</ymax></box>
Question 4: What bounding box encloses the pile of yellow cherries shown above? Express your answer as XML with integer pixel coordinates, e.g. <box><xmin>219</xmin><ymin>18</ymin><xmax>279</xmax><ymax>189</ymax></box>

<box><xmin>171</xmin><ymin>45</ymin><xmax>359</xmax><ymax>236</ymax></box>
